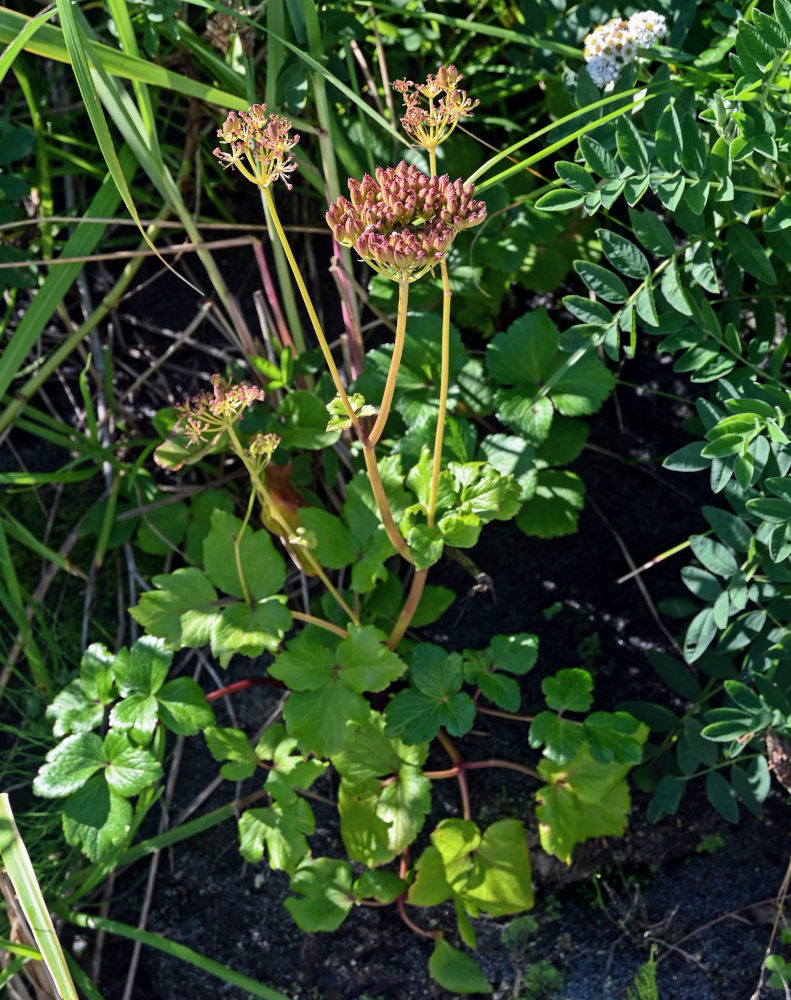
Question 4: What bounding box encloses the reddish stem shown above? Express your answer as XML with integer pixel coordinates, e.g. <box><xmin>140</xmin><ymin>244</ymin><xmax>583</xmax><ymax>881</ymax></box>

<box><xmin>476</xmin><ymin>704</ymin><xmax>535</xmax><ymax>723</ymax></box>
<box><xmin>396</xmin><ymin>895</ymin><xmax>441</xmax><ymax>940</ymax></box>
<box><xmin>205</xmin><ymin>677</ymin><xmax>285</xmax><ymax>702</ymax></box>
<box><xmin>436</xmin><ymin>730</ymin><xmax>471</xmax><ymax>820</ymax></box>
<box><xmin>253</xmin><ymin>241</ymin><xmax>295</xmax><ymax>351</ymax></box>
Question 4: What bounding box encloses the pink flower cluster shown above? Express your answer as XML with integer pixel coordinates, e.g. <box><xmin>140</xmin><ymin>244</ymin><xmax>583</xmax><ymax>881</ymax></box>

<box><xmin>213</xmin><ymin>104</ymin><xmax>300</xmax><ymax>189</ymax></box>
<box><xmin>393</xmin><ymin>64</ymin><xmax>479</xmax><ymax>151</ymax></box>
<box><xmin>326</xmin><ymin>161</ymin><xmax>486</xmax><ymax>281</ymax></box>
<box><xmin>176</xmin><ymin>375</ymin><xmax>266</xmax><ymax>446</ymax></box>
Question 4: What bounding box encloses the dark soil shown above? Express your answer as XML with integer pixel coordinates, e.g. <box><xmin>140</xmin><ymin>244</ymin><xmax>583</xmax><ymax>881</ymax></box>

<box><xmin>76</xmin><ymin>329</ymin><xmax>791</xmax><ymax>1000</ymax></box>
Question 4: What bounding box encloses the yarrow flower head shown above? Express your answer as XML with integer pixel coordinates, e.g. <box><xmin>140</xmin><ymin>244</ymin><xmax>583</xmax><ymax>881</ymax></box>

<box><xmin>326</xmin><ymin>161</ymin><xmax>486</xmax><ymax>281</ymax></box>
<box><xmin>393</xmin><ymin>65</ymin><xmax>479</xmax><ymax>150</ymax></box>
<box><xmin>583</xmin><ymin>11</ymin><xmax>667</xmax><ymax>89</ymax></box>
<box><xmin>213</xmin><ymin>104</ymin><xmax>299</xmax><ymax>189</ymax></box>
<box><xmin>176</xmin><ymin>375</ymin><xmax>266</xmax><ymax>447</ymax></box>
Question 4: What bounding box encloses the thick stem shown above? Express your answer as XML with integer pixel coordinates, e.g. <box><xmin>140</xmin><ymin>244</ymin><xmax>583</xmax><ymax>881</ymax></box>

<box><xmin>206</xmin><ymin>677</ymin><xmax>285</xmax><ymax>702</ymax></box>
<box><xmin>290</xmin><ymin>611</ymin><xmax>348</xmax><ymax>638</ymax></box>
<box><xmin>362</xmin><ymin>447</ymin><xmax>413</xmax><ymax>563</ymax></box>
<box><xmin>368</xmin><ymin>275</ymin><xmax>409</xmax><ymax>445</ymax></box>
<box><xmin>397</xmin><ymin>896</ymin><xmax>441</xmax><ymax>940</ymax></box>
<box><xmin>388</xmin><ymin>568</ymin><xmax>427</xmax><ymax>649</ymax></box>
<box><xmin>427</xmin><ymin>258</ymin><xmax>452</xmax><ymax>528</ymax></box>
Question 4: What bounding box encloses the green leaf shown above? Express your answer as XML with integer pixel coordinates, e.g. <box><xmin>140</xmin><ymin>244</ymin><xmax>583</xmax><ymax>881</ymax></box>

<box><xmin>486</xmin><ymin>310</ymin><xmax>559</xmax><ymax>386</ymax></box>
<box><xmin>529</xmin><ymin>711</ymin><xmax>585</xmax><ymax>764</ymax></box>
<box><xmin>543</xmin><ymin>668</ymin><xmax>593</xmax><ymax>712</ymax></box>
<box><xmin>516</xmin><ymin>469</ymin><xmax>585</xmax><ymax>538</ymax></box>
<box><xmin>628</xmin><ymin>207</ymin><xmax>675</xmax><ymax>257</ymax></box>
<box><xmin>285</xmin><ymin>857</ymin><xmax>353</xmax><ymax>932</ymax></box>
<box><xmin>660</xmin><ymin>258</ymin><xmax>693</xmax><ymax>315</ymax></box>
<box><xmin>209</xmin><ymin>599</ymin><xmax>292</xmax><ymax>665</ymax></box>
<box><xmin>156</xmin><ymin>677</ymin><xmax>215</xmax><ymax>735</ymax></box>
<box><xmin>555</xmin><ymin>161</ymin><xmax>596</xmax><ymax>192</ymax></box>
<box><xmin>579</xmin><ymin>135</ymin><xmax>619</xmax><ymax>179</ymax></box>
<box><xmin>205</xmin><ymin>726</ymin><xmax>259</xmax><ymax>781</ymax></box>
<box><xmin>112</xmin><ymin>635</ymin><xmax>172</xmax><ymax>696</ymax></box>
<box><xmin>535</xmin><ymin>188</ymin><xmax>584</xmax><ymax>211</ymax></box>
<box><xmin>690</xmin><ymin>535</ymin><xmax>738</xmax><ymax>577</ymax></box>
<box><xmin>726</xmin><ymin>223</ymin><xmax>776</xmax><ymax>284</ymax></box>
<box><xmin>535</xmin><ymin>731</ymin><xmax>647</xmax><ymax>863</ymax></box>
<box><xmin>62</xmin><ymin>777</ymin><xmax>132</xmax><ymax>862</ymax></box>
<box><xmin>655</xmin><ymin>104</ymin><xmax>682</xmax><ymax>171</ymax></box>
<box><xmin>488</xmin><ymin>633</ymin><xmax>539</xmax><ymax>675</ymax></box>
<box><xmin>495</xmin><ymin>390</ymin><xmax>554</xmax><ymax>444</ymax></box>
<box><xmin>283</xmin><ymin>685</ymin><xmax>369</xmax><ymax>757</ymax></box>
<box><xmin>385</xmin><ymin>645</ymin><xmax>475</xmax><ymax>743</ymax></box>
<box><xmin>705</xmin><ymin>770</ymin><xmax>739</xmax><ymax>823</ymax></box>
<box><xmin>354</xmin><ymin>870</ymin><xmax>407</xmax><ymax>904</ymax></box>
<box><xmin>239</xmin><ymin>800</ymin><xmax>314</xmax><ymax>873</ymax></box>
<box><xmin>616</xmin><ymin>116</ymin><xmax>648</xmax><ymax>173</ymax></box>
<box><xmin>478</xmin><ymin>434</ymin><xmax>537</xmax><ymax>500</ymax></box>
<box><xmin>684</xmin><ymin>607</ymin><xmax>718</xmax><ymax>662</ymax></box>
<box><xmin>34</xmin><ymin>733</ymin><xmax>106</xmax><ymax>797</ymax></box>
<box><xmin>597</xmin><ymin>230</ymin><xmax>650</xmax><ymax>279</ymax></box>
<box><xmin>275</xmin><ymin>391</ymin><xmax>342</xmax><ymax>449</ymax></box>
<box><xmin>573</xmin><ymin>261</ymin><xmax>629</xmax><ymax>303</ymax></box>
<box><xmin>103</xmin><ymin>732</ymin><xmax>162</xmax><ymax>796</ymax></box>
<box><xmin>203</xmin><ymin>509</ymin><xmax>286</xmax><ymax>600</ymax></box>
<box><xmin>429</xmin><ymin>939</ymin><xmax>492</xmax><ymax>995</ymax></box>
<box><xmin>298</xmin><ymin>507</ymin><xmax>357</xmax><ymax>568</ymax></box>
<box><xmin>130</xmin><ymin>568</ymin><xmax>218</xmax><ymax>648</ymax></box>
<box><xmin>583</xmin><ymin>712</ymin><xmax>644</xmax><ymax>765</ymax></box>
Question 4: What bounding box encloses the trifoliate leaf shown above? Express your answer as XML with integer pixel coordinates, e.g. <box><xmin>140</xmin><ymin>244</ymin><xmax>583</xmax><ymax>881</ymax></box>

<box><xmin>209</xmin><ymin>598</ymin><xmax>292</xmax><ymax>666</ymax></box>
<box><xmin>583</xmin><ymin>711</ymin><xmax>644</xmax><ymax>764</ymax></box>
<box><xmin>80</xmin><ymin>642</ymin><xmax>116</xmax><ymax>702</ymax></box>
<box><xmin>47</xmin><ymin>679</ymin><xmax>108</xmax><ymax>737</ymax></box>
<box><xmin>129</xmin><ymin>568</ymin><xmax>218</xmax><ymax>648</ymax></box>
<box><xmin>112</xmin><ymin>635</ymin><xmax>172</xmax><ymax>696</ymax></box>
<box><xmin>156</xmin><ymin>677</ymin><xmax>215</xmax><ymax>735</ymax></box>
<box><xmin>103</xmin><ymin>732</ymin><xmax>163</xmax><ymax>795</ymax></box>
<box><xmin>529</xmin><ymin>711</ymin><xmax>586</xmax><ymax>764</ymax></box>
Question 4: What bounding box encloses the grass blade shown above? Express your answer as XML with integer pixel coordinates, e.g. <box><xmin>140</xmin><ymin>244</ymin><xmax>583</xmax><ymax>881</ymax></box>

<box><xmin>0</xmin><ymin>793</ymin><xmax>80</xmax><ymax>1000</ymax></box>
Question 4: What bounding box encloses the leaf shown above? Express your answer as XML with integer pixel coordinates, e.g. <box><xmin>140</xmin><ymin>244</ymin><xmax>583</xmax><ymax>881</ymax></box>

<box><xmin>583</xmin><ymin>712</ymin><xmax>645</xmax><ymax>765</ymax></box>
<box><xmin>726</xmin><ymin>223</ymin><xmax>776</xmax><ymax>284</ymax></box>
<box><xmin>573</xmin><ymin>261</ymin><xmax>629</xmax><ymax>303</ymax></box>
<box><xmin>690</xmin><ymin>535</ymin><xmax>738</xmax><ymax>577</ymax></box>
<box><xmin>204</xmin><ymin>726</ymin><xmax>259</xmax><ymax>781</ymax></box>
<box><xmin>529</xmin><ymin>711</ymin><xmax>585</xmax><ymax>764</ymax></box>
<box><xmin>486</xmin><ymin>309</ymin><xmax>559</xmax><ymax>386</ymax></box>
<box><xmin>597</xmin><ymin>230</ymin><xmax>650</xmax><ymax>279</ymax></box>
<box><xmin>628</xmin><ymin>207</ymin><xmax>675</xmax><ymax>257</ymax></box>
<box><xmin>655</xmin><ymin>104</ymin><xmax>682</xmax><ymax>171</ymax></box>
<box><xmin>203</xmin><ymin>509</ymin><xmax>286</xmax><ymax>600</ymax></box>
<box><xmin>103</xmin><ymin>732</ymin><xmax>163</xmax><ymax>796</ymax></box>
<box><xmin>702</xmin><ymin>506</ymin><xmax>753</xmax><ymax>551</ymax></box>
<box><xmin>130</xmin><ymin>568</ymin><xmax>218</xmax><ymax>648</ymax></box>
<box><xmin>535</xmin><ymin>731</ymin><xmax>647</xmax><ymax>863</ymax></box>
<box><xmin>112</xmin><ymin>635</ymin><xmax>172</xmax><ymax>696</ymax></box>
<box><xmin>684</xmin><ymin>607</ymin><xmax>718</xmax><ymax>662</ymax></box>
<box><xmin>34</xmin><ymin>733</ymin><xmax>106</xmax><ymax>797</ymax></box>
<box><xmin>61</xmin><ymin>777</ymin><xmax>132</xmax><ymax>862</ymax></box>
<box><xmin>354</xmin><ymin>870</ymin><xmax>407</xmax><ymax>904</ymax></box>
<box><xmin>298</xmin><ymin>507</ymin><xmax>357</xmax><ymax>568</ymax></box>
<box><xmin>535</xmin><ymin>188</ymin><xmax>584</xmax><ymax>211</ymax></box>
<box><xmin>488</xmin><ymin>633</ymin><xmax>539</xmax><ymax>675</ymax></box>
<box><xmin>705</xmin><ymin>770</ymin><xmax>739</xmax><ymax>823</ymax></box>
<box><xmin>285</xmin><ymin>857</ymin><xmax>354</xmax><ymax>932</ymax></box>
<box><xmin>616</xmin><ymin>116</ymin><xmax>648</xmax><ymax>173</ymax></box>
<box><xmin>209</xmin><ymin>599</ymin><xmax>292</xmax><ymax>665</ymax></box>
<box><xmin>429</xmin><ymin>939</ymin><xmax>492</xmax><ymax>995</ymax></box>
<box><xmin>660</xmin><ymin>258</ymin><xmax>693</xmax><ymax>315</ymax></box>
<box><xmin>238</xmin><ymin>800</ymin><xmax>314</xmax><ymax>873</ymax></box>
<box><xmin>156</xmin><ymin>677</ymin><xmax>215</xmax><ymax>735</ymax></box>
<box><xmin>516</xmin><ymin>469</ymin><xmax>585</xmax><ymax>538</ymax></box>
<box><xmin>579</xmin><ymin>135</ymin><xmax>619</xmax><ymax>179</ymax></box>
<box><xmin>555</xmin><ymin>161</ymin><xmax>596</xmax><ymax>192</ymax></box>
<box><xmin>543</xmin><ymin>668</ymin><xmax>593</xmax><ymax>712</ymax></box>
<box><xmin>283</xmin><ymin>685</ymin><xmax>370</xmax><ymax>757</ymax></box>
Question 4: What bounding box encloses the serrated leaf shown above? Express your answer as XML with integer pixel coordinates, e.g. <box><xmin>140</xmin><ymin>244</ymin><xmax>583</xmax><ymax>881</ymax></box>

<box><xmin>34</xmin><ymin>733</ymin><xmax>106</xmax><ymax>797</ymax></box>
<box><xmin>354</xmin><ymin>870</ymin><xmax>407</xmax><ymax>904</ymax></box>
<box><xmin>583</xmin><ymin>712</ymin><xmax>644</xmax><ymax>765</ymax></box>
<box><xmin>62</xmin><ymin>777</ymin><xmax>132</xmax><ymax>862</ymax></box>
<box><xmin>529</xmin><ymin>711</ymin><xmax>585</xmax><ymax>764</ymax></box>
<box><xmin>112</xmin><ymin>635</ymin><xmax>172</xmax><ymax>696</ymax></box>
<box><xmin>299</xmin><ymin>507</ymin><xmax>358</xmax><ymax>568</ymax></box>
<box><xmin>129</xmin><ymin>568</ymin><xmax>218</xmax><ymax>648</ymax></box>
<box><xmin>156</xmin><ymin>677</ymin><xmax>215</xmax><ymax>735</ymax></box>
<box><xmin>103</xmin><ymin>732</ymin><xmax>163</xmax><ymax>796</ymax></box>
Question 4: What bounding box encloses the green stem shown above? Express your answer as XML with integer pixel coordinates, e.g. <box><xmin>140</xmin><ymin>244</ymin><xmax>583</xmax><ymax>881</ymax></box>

<box><xmin>368</xmin><ymin>274</ymin><xmax>409</xmax><ymax>445</ymax></box>
<box><xmin>226</xmin><ymin>425</ymin><xmax>360</xmax><ymax>624</ymax></box>
<box><xmin>262</xmin><ymin>186</ymin><xmax>362</xmax><ymax>436</ymax></box>
<box><xmin>291</xmin><ymin>611</ymin><xmax>348</xmax><ymax>638</ymax></box>
<box><xmin>428</xmin><ymin>258</ymin><xmax>452</xmax><ymax>528</ymax></box>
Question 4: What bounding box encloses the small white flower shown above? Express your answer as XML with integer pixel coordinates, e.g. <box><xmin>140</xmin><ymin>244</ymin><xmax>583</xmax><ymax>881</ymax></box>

<box><xmin>586</xmin><ymin>54</ymin><xmax>621</xmax><ymax>88</ymax></box>
<box><xmin>627</xmin><ymin>10</ymin><xmax>668</xmax><ymax>48</ymax></box>
<box><xmin>583</xmin><ymin>11</ymin><xmax>668</xmax><ymax>88</ymax></box>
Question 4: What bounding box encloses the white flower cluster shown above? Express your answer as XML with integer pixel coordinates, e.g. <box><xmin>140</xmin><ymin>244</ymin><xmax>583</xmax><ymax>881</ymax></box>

<box><xmin>583</xmin><ymin>10</ymin><xmax>667</xmax><ymax>88</ymax></box>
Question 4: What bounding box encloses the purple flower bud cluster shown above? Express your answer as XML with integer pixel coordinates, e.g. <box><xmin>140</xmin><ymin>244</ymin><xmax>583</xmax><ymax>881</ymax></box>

<box><xmin>326</xmin><ymin>161</ymin><xmax>486</xmax><ymax>281</ymax></box>
<box><xmin>213</xmin><ymin>104</ymin><xmax>300</xmax><ymax>189</ymax></box>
